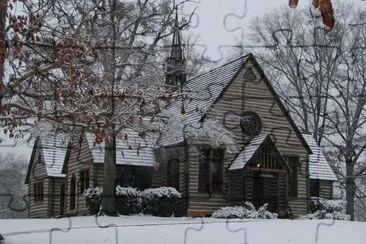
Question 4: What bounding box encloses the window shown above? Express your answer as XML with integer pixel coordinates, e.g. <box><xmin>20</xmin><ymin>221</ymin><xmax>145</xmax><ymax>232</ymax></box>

<box><xmin>286</xmin><ymin>156</ymin><xmax>298</xmax><ymax>198</ymax></box>
<box><xmin>167</xmin><ymin>159</ymin><xmax>180</xmax><ymax>191</ymax></box>
<box><xmin>33</xmin><ymin>182</ymin><xmax>44</xmax><ymax>202</ymax></box>
<box><xmin>310</xmin><ymin>179</ymin><xmax>320</xmax><ymax>197</ymax></box>
<box><xmin>70</xmin><ymin>174</ymin><xmax>76</xmax><ymax>210</ymax></box>
<box><xmin>79</xmin><ymin>169</ymin><xmax>90</xmax><ymax>193</ymax></box>
<box><xmin>118</xmin><ymin>166</ymin><xmax>136</xmax><ymax>188</ymax></box>
<box><xmin>198</xmin><ymin>148</ymin><xmax>224</xmax><ymax>193</ymax></box>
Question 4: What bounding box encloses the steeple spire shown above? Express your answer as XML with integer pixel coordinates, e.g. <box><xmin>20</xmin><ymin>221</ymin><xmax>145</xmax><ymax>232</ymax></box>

<box><xmin>170</xmin><ymin>8</ymin><xmax>183</xmax><ymax>59</ymax></box>
<box><xmin>165</xmin><ymin>6</ymin><xmax>186</xmax><ymax>89</ymax></box>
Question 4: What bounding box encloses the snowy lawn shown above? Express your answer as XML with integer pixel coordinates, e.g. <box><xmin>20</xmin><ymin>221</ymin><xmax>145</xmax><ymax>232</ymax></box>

<box><xmin>1</xmin><ymin>216</ymin><xmax>365</xmax><ymax>244</ymax></box>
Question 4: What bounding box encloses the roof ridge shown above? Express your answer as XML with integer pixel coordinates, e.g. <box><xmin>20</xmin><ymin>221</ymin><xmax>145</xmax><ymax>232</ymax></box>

<box><xmin>186</xmin><ymin>53</ymin><xmax>251</xmax><ymax>82</ymax></box>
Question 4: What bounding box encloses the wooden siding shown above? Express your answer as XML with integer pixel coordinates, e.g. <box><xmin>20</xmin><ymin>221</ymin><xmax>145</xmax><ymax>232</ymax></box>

<box><xmin>65</xmin><ymin>134</ymin><xmax>94</xmax><ymax>216</ymax></box>
<box><xmin>187</xmin><ymin>60</ymin><xmax>309</xmax><ymax>216</ymax></box>
<box><xmin>28</xmin><ymin>141</ymin><xmax>51</xmax><ymax>218</ymax></box>
<box><xmin>152</xmin><ymin>145</ymin><xmax>189</xmax><ymax>215</ymax></box>
<box><xmin>319</xmin><ymin>180</ymin><xmax>333</xmax><ymax>199</ymax></box>
<box><xmin>50</xmin><ymin>177</ymin><xmax>66</xmax><ymax>217</ymax></box>
<box><xmin>229</xmin><ymin>170</ymin><xmax>244</xmax><ymax>203</ymax></box>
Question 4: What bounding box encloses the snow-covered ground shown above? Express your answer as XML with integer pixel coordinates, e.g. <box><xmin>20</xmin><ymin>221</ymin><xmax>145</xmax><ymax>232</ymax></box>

<box><xmin>1</xmin><ymin>216</ymin><xmax>365</xmax><ymax>244</ymax></box>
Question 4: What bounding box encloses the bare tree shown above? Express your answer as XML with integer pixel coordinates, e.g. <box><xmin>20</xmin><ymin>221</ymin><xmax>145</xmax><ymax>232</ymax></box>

<box><xmin>2</xmin><ymin>0</ymin><xmax>196</xmax><ymax>215</ymax></box>
<box><xmin>0</xmin><ymin>153</ymin><xmax>28</xmax><ymax>219</ymax></box>
<box><xmin>0</xmin><ymin>0</ymin><xmax>7</xmax><ymax>106</ymax></box>
<box><xmin>244</xmin><ymin>2</ymin><xmax>366</xmax><ymax>220</ymax></box>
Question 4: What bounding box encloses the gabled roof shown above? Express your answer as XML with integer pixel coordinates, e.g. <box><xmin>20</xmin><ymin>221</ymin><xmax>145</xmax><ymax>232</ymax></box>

<box><xmin>302</xmin><ymin>134</ymin><xmax>337</xmax><ymax>181</ymax></box>
<box><xmin>229</xmin><ymin>134</ymin><xmax>268</xmax><ymax>170</ymax></box>
<box><xmin>158</xmin><ymin>54</ymin><xmax>250</xmax><ymax>146</ymax></box>
<box><xmin>25</xmin><ymin>136</ymin><xmax>68</xmax><ymax>183</ymax></box>
<box><xmin>158</xmin><ymin>54</ymin><xmax>312</xmax><ymax>154</ymax></box>
<box><xmin>86</xmin><ymin>129</ymin><xmax>158</xmax><ymax>167</ymax></box>
<box><xmin>229</xmin><ymin>133</ymin><xmax>291</xmax><ymax>172</ymax></box>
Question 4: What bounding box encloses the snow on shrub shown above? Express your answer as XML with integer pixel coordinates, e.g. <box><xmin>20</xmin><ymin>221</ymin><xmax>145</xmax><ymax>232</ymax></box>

<box><xmin>140</xmin><ymin>187</ymin><xmax>181</xmax><ymax>217</ymax></box>
<box><xmin>115</xmin><ymin>186</ymin><xmax>142</xmax><ymax>215</ymax></box>
<box><xmin>115</xmin><ymin>186</ymin><xmax>140</xmax><ymax>197</ymax></box>
<box><xmin>212</xmin><ymin>202</ymin><xmax>278</xmax><ymax>219</ymax></box>
<box><xmin>299</xmin><ymin>197</ymin><xmax>350</xmax><ymax>220</ymax></box>
<box><xmin>84</xmin><ymin>187</ymin><xmax>103</xmax><ymax>215</ymax></box>
<box><xmin>140</xmin><ymin>187</ymin><xmax>181</xmax><ymax>199</ymax></box>
<box><xmin>83</xmin><ymin>186</ymin><xmax>181</xmax><ymax>216</ymax></box>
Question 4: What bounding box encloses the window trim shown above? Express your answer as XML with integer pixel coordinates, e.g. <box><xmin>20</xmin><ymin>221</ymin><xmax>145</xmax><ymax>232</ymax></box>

<box><xmin>285</xmin><ymin>155</ymin><xmax>299</xmax><ymax>198</ymax></box>
<box><xmin>198</xmin><ymin>148</ymin><xmax>225</xmax><ymax>194</ymax></box>
<box><xmin>79</xmin><ymin>169</ymin><xmax>90</xmax><ymax>194</ymax></box>
<box><xmin>310</xmin><ymin>179</ymin><xmax>320</xmax><ymax>197</ymax></box>
<box><xmin>33</xmin><ymin>182</ymin><xmax>44</xmax><ymax>202</ymax></box>
<box><xmin>70</xmin><ymin>174</ymin><xmax>76</xmax><ymax>210</ymax></box>
<box><xmin>167</xmin><ymin>159</ymin><xmax>180</xmax><ymax>191</ymax></box>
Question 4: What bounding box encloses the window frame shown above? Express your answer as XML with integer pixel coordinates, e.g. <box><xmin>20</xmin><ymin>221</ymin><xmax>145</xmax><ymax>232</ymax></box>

<box><xmin>79</xmin><ymin>169</ymin><xmax>90</xmax><ymax>193</ymax></box>
<box><xmin>33</xmin><ymin>182</ymin><xmax>44</xmax><ymax>202</ymax></box>
<box><xmin>310</xmin><ymin>179</ymin><xmax>320</xmax><ymax>197</ymax></box>
<box><xmin>167</xmin><ymin>159</ymin><xmax>180</xmax><ymax>191</ymax></box>
<box><xmin>70</xmin><ymin>174</ymin><xmax>76</xmax><ymax>210</ymax></box>
<box><xmin>285</xmin><ymin>156</ymin><xmax>299</xmax><ymax>198</ymax></box>
<box><xmin>198</xmin><ymin>148</ymin><xmax>225</xmax><ymax>194</ymax></box>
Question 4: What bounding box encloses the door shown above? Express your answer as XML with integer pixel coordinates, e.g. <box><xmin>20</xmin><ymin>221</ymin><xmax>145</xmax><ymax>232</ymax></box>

<box><xmin>252</xmin><ymin>171</ymin><xmax>278</xmax><ymax>212</ymax></box>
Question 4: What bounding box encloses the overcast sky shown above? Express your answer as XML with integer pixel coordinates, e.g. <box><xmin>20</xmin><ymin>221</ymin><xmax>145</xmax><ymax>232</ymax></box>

<box><xmin>1</xmin><ymin>0</ymin><xmax>366</xmax><ymax>159</ymax></box>
<box><xmin>185</xmin><ymin>0</ymin><xmax>366</xmax><ymax>61</ymax></box>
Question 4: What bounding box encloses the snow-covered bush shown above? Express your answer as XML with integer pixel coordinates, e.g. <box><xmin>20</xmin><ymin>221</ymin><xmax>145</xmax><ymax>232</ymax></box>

<box><xmin>140</xmin><ymin>187</ymin><xmax>181</xmax><ymax>217</ymax></box>
<box><xmin>84</xmin><ymin>187</ymin><xmax>103</xmax><ymax>215</ymax></box>
<box><xmin>212</xmin><ymin>202</ymin><xmax>278</xmax><ymax>219</ymax></box>
<box><xmin>140</xmin><ymin>187</ymin><xmax>181</xmax><ymax>199</ymax></box>
<box><xmin>299</xmin><ymin>197</ymin><xmax>350</xmax><ymax>220</ymax></box>
<box><xmin>84</xmin><ymin>186</ymin><xmax>181</xmax><ymax>216</ymax></box>
<box><xmin>115</xmin><ymin>186</ymin><xmax>142</xmax><ymax>215</ymax></box>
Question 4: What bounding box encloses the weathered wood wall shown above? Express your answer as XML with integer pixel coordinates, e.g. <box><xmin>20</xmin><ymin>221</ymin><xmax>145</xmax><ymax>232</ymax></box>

<box><xmin>319</xmin><ymin>180</ymin><xmax>333</xmax><ymax>199</ymax></box>
<box><xmin>65</xmin><ymin>134</ymin><xmax>93</xmax><ymax>216</ymax></box>
<box><xmin>50</xmin><ymin>177</ymin><xmax>66</xmax><ymax>217</ymax></box>
<box><xmin>28</xmin><ymin>141</ymin><xmax>51</xmax><ymax>218</ymax></box>
<box><xmin>152</xmin><ymin>145</ymin><xmax>188</xmax><ymax>215</ymax></box>
<box><xmin>186</xmin><ymin>59</ymin><xmax>309</xmax><ymax>216</ymax></box>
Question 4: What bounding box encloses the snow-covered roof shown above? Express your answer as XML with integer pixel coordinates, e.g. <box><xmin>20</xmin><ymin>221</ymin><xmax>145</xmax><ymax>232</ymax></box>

<box><xmin>229</xmin><ymin>134</ymin><xmax>268</xmax><ymax>170</ymax></box>
<box><xmin>39</xmin><ymin>136</ymin><xmax>69</xmax><ymax>177</ymax></box>
<box><xmin>158</xmin><ymin>55</ymin><xmax>250</xmax><ymax>146</ymax></box>
<box><xmin>302</xmin><ymin>134</ymin><xmax>337</xmax><ymax>181</ymax></box>
<box><xmin>86</xmin><ymin>129</ymin><xmax>158</xmax><ymax>167</ymax></box>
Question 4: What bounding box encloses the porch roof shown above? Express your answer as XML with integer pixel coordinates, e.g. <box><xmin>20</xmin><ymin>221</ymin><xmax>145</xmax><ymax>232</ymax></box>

<box><xmin>86</xmin><ymin>129</ymin><xmax>158</xmax><ymax>167</ymax></box>
<box><xmin>229</xmin><ymin>134</ymin><xmax>268</xmax><ymax>171</ymax></box>
<box><xmin>302</xmin><ymin>134</ymin><xmax>337</xmax><ymax>181</ymax></box>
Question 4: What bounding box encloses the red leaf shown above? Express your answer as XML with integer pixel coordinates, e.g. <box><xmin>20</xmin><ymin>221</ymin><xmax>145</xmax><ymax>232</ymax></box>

<box><xmin>289</xmin><ymin>0</ymin><xmax>299</xmax><ymax>8</ymax></box>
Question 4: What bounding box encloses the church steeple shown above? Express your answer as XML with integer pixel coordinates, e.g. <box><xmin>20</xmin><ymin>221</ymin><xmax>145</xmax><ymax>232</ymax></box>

<box><xmin>165</xmin><ymin>7</ymin><xmax>186</xmax><ymax>89</ymax></box>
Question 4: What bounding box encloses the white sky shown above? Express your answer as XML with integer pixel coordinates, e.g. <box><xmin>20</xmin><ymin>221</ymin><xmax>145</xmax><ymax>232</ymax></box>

<box><xmin>1</xmin><ymin>0</ymin><xmax>366</xmax><ymax>160</ymax></box>
<box><xmin>185</xmin><ymin>0</ymin><xmax>366</xmax><ymax>60</ymax></box>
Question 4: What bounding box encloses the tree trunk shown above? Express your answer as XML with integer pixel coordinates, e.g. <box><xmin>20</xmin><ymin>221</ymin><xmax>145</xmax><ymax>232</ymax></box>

<box><xmin>345</xmin><ymin>159</ymin><xmax>356</xmax><ymax>220</ymax></box>
<box><xmin>101</xmin><ymin>135</ymin><xmax>118</xmax><ymax>216</ymax></box>
<box><xmin>0</xmin><ymin>0</ymin><xmax>7</xmax><ymax>106</ymax></box>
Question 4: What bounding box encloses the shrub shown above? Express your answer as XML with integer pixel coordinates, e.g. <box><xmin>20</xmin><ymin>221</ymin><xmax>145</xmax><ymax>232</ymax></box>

<box><xmin>115</xmin><ymin>186</ymin><xmax>142</xmax><ymax>215</ymax></box>
<box><xmin>84</xmin><ymin>186</ymin><xmax>181</xmax><ymax>217</ymax></box>
<box><xmin>84</xmin><ymin>187</ymin><xmax>103</xmax><ymax>215</ymax></box>
<box><xmin>140</xmin><ymin>187</ymin><xmax>181</xmax><ymax>217</ymax></box>
<box><xmin>300</xmin><ymin>197</ymin><xmax>350</xmax><ymax>220</ymax></box>
<box><xmin>212</xmin><ymin>202</ymin><xmax>278</xmax><ymax>219</ymax></box>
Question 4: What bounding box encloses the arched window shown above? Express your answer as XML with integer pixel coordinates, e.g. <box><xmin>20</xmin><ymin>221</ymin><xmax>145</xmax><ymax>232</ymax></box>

<box><xmin>70</xmin><ymin>174</ymin><xmax>76</xmax><ymax>210</ymax></box>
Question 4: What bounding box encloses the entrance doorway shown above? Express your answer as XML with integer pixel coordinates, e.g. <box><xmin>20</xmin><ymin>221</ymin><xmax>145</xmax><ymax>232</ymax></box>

<box><xmin>252</xmin><ymin>171</ymin><xmax>278</xmax><ymax>212</ymax></box>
